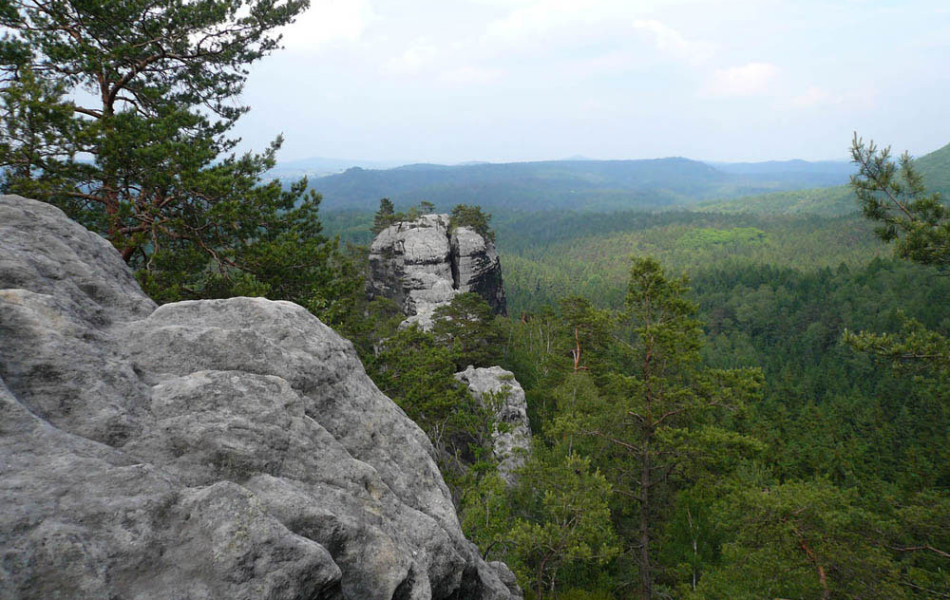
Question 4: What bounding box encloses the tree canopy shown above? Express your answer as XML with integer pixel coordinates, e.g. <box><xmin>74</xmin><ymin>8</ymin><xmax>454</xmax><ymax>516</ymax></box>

<box><xmin>0</xmin><ymin>0</ymin><xmax>357</xmax><ymax>320</ymax></box>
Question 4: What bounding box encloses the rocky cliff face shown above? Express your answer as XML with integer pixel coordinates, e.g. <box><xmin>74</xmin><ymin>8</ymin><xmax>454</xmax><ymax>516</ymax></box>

<box><xmin>368</xmin><ymin>214</ymin><xmax>506</xmax><ymax>329</ymax></box>
<box><xmin>0</xmin><ymin>195</ymin><xmax>521</xmax><ymax>600</ymax></box>
<box><xmin>454</xmin><ymin>367</ymin><xmax>532</xmax><ymax>485</ymax></box>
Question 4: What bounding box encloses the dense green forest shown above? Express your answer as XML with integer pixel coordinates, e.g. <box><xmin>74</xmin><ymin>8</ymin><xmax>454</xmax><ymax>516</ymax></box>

<box><xmin>322</xmin><ymin>144</ymin><xmax>950</xmax><ymax>599</ymax></box>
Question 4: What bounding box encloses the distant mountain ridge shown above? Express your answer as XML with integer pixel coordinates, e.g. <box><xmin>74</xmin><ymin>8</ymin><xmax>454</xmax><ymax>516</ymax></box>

<box><xmin>302</xmin><ymin>157</ymin><xmax>856</xmax><ymax>212</ymax></box>
<box><xmin>265</xmin><ymin>156</ymin><xmax>409</xmax><ymax>179</ymax></box>
<box><xmin>708</xmin><ymin>159</ymin><xmax>853</xmax><ymax>175</ymax></box>
<box><xmin>699</xmin><ymin>142</ymin><xmax>950</xmax><ymax>217</ymax></box>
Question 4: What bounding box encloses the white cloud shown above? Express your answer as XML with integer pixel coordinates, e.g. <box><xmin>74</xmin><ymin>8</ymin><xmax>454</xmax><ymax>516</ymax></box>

<box><xmin>789</xmin><ymin>86</ymin><xmax>839</xmax><ymax>108</ymax></box>
<box><xmin>786</xmin><ymin>85</ymin><xmax>878</xmax><ymax>112</ymax></box>
<box><xmin>484</xmin><ymin>0</ymin><xmax>583</xmax><ymax>41</ymax></box>
<box><xmin>484</xmin><ymin>0</ymin><xmax>649</xmax><ymax>44</ymax></box>
<box><xmin>478</xmin><ymin>3</ymin><xmax>717</xmax><ymax>76</ymax></box>
<box><xmin>633</xmin><ymin>19</ymin><xmax>715</xmax><ymax>65</ymax></box>
<box><xmin>439</xmin><ymin>66</ymin><xmax>504</xmax><ymax>86</ymax></box>
<box><xmin>561</xmin><ymin>50</ymin><xmax>641</xmax><ymax>76</ymax></box>
<box><xmin>280</xmin><ymin>0</ymin><xmax>375</xmax><ymax>53</ymax></box>
<box><xmin>385</xmin><ymin>40</ymin><xmax>442</xmax><ymax>76</ymax></box>
<box><xmin>383</xmin><ymin>41</ymin><xmax>504</xmax><ymax>86</ymax></box>
<box><xmin>705</xmin><ymin>62</ymin><xmax>780</xmax><ymax>97</ymax></box>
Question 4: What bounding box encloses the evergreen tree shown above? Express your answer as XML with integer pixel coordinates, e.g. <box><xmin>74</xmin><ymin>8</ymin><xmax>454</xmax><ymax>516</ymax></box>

<box><xmin>850</xmin><ymin>133</ymin><xmax>950</xmax><ymax>268</ymax></box>
<box><xmin>559</xmin><ymin>296</ymin><xmax>613</xmax><ymax>374</ymax></box>
<box><xmin>0</xmin><ymin>0</ymin><xmax>357</xmax><ymax>320</ymax></box>
<box><xmin>509</xmin><ymin>450</ymin><xmax>617</xmax><ymax>600</ymax></box>
<box><xmin>694</xmin><ymin>480</ymin><xmax>907</xmax><ymax>600</ymax></box>
<box><xmin>432</xmin><ymin>293</ymin><xmax>504</xmax><ymax>370</ymax></box>
<box><xmin>557</xmin><ymin>258</ymin><xmax>761</xmax><ymax>599</ymax></box>
<box><xmin>847</xmin><ymin>135</ymin><xmax>950</xmax><ymax>377</ymax></box>
<box><xmin>451</xmin><ymin>203</ymin><xmax>495</xmax><ymax>242</ymax></box>
<box><xmin>370</xmin><ymin>325</ymin><xmax>495</xmax><ymax>491</ymax></box>
<box><xmin>372</xmin><ymin>197</ymin><xmax>398</xmax><ymax>234</ymax></box>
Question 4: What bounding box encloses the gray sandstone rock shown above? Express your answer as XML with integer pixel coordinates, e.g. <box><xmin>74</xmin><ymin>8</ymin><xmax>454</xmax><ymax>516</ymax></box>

<box><xmin>0</xmin><ymin>195</ymin><xmax>518</xmax><ymax>600</ymax></box>
<box><xmin>451</xmin><ymin>226</ymin><xmax>506</xmax><ymax>317</ymax></box>
<box><xmin>489</xmin><ymin>562</ymin><xmax>525</xmax><ymax>600</ymax></box>
<box><xmin>368</xmin><ymin>214</ymin><xmax>506</xmax><ymax>329</ymax></box>
<box><xmin>454</xmin><ymin>366</ymin><xmax>532</xmax><ymax>485</ymax></box>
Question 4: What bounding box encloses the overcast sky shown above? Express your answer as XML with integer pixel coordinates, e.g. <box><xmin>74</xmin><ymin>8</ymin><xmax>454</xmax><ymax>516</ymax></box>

<box><xmin>233</xmin><ymin>0</ymin><xmax>950</xmax><ymax>165</ymax></box>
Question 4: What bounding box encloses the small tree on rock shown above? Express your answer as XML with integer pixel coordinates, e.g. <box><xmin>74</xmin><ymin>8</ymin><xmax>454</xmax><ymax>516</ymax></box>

<box><xmin>373</xmin><ymin>198</ymin><xmax>398</xmax><ymax>234</ymax></box>
<box><xmin>451</xmin><ymin>204</ymin><xmax>495</xmax><ymax>242</ymax></box>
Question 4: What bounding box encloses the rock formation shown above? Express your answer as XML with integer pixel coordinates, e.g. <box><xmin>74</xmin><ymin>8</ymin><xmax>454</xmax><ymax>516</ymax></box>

<box><xmin>368</xmin><ymin>214</ymin><xmax>506</xmax><ymax>329</ymax></box>
<box><xmin>0</xmin><ymin>195</ymin><xmax>521</xmax><ymax>600</ymax></box>
<box><xmin>368</xmin><ymin>214</ymin><xmax>530</xmax><ymax>484</ymax></box>
<box><xmin>454</xmin><ymin>366</ymin><xmax>532</xmax><ymax>485</ymax></box>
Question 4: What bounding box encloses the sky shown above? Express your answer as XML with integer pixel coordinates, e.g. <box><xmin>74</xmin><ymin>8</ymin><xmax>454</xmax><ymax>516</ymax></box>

<box><xmin>233</xmin><ymin>0</ymin><xmax>950</xmax><ymax>165</ymax></box>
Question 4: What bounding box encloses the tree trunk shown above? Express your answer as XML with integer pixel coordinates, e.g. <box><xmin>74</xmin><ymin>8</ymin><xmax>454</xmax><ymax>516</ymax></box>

<box><xmin>572</xmin><ymin>327</ymin><xmax>582</xmax><ymax>372</ymax></box>
<box><xmin>639</xmin><ymin>444</ymin><xmax>653</xmax><ymax>600</ymax></box>
<box><xmin>798</xmin><ymin>535</ymin><xmax>830</xmax><ymax>600</ymax></box>
<box><xmin>687</xmin><ymin>506</ymin><xmax>698</xmax><ymax>591</ymax></box>
<box><xmin>537</xmin><ymin>552</ymin><xmax>549</xmax><ymax>600</ymax></box>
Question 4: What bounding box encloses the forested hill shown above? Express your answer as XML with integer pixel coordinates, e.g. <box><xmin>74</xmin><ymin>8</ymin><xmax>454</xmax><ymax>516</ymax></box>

<box><xmin>707</xmin><ymin>159</ymin><xmax>854</xmax><ymax>186</ymax></box>
<box><xmin>917</xmin><ymin>141</ymin><xmax>950</xmax><ymax>194</ymax></box>
<box><xmin>305</xmin><ymin>157</ymin><xmax>856</xmax><ymax>212</ymax></box>
<box><xmin>698</xmin><ymin>142</ymin><xmax>950</xmax><ymax>216</ymax></box>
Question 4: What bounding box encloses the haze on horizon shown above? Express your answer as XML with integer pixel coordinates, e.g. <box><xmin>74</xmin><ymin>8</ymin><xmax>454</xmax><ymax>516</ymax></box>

<box><xmin>235</xmin><ymin>0</ymin><xmax>950</xmax><ymax>166</ymax></box>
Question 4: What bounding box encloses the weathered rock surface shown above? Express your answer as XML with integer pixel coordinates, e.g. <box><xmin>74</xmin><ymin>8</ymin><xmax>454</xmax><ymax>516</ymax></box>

<box><xmin>451</xmin><ymin>226</ymin><xmax>506</xmax><ymax>317</ymax></box>
<box><xmin>0</xmin><ymin>195</ymin><xmax>518</xmax><ymax>600</ymax></box>
<box><xmin>454</xmin><ymin>366</ymin><xmax>532</xmax><ymax>485</ymax></box>
<box><xmin>368</xmin><ymin>214</ymin><xmax>506</xmax><ymax>329</ymax></box>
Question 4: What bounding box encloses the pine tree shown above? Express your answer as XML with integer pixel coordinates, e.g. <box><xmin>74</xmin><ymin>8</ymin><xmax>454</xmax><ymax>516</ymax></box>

<box><xmin>557</xmin><ymin>258</ymin><xmax>762</xmax><ymax>599</ymax></box>
<box><xmin>372</xmin><ymin>197</ymin><xmax>398</xmax><ymax>234</ymax></box>
<box><xmin>509</xmin><ymin>449</ymin><xmax>617</xmax><ymax>600</ymax></box>
<box><xmin>0</xmin><ymin>1</ymin><xmax>357</xmax><ymax>319</ymax></box>
<box><xmin>850</xmin><ymin>133</ymin><xmax>950</xmax><ymax>268</ymax></box>
<box><xmin>847</xmin><ymin>134</ymin><xmax>950</xmax><ymax>375</ymax></box>
<box><xmin>451</xmin><ymin>204</ymin><xmax>495</xmax><ymax>242</ymax></box>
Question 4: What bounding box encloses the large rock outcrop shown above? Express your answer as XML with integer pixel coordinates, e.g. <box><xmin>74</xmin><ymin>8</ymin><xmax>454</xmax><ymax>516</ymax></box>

<box><xmin>368</xmin><ymin>214</ymin><xmax>506</xmax><ymax>329</ymax></box>
<box><xmin>0</xmin><ymin>195</ymin><xmax>520</xmax><ymax>600</ymax></box>
<box><xmin>454</xmin><ymin>366</ymin><xmax>532</xmax><ymax>485</ymax></box>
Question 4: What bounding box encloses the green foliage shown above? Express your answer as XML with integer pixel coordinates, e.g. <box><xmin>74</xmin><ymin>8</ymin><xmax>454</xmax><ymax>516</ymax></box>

<box><xmin>850</xmin><ymin>133</ymin><xmax>950</xmax><ymax>268</ymax></box>
<box><xmin>451</xmin><ymin>203</ymin><xmax>495</xmax><ymax>242</ymax></box>
<box><xmin>338</xmin><ymin>295</ymin><xmax>404</xmax><ymax>359</ymax></box>
<box><xmin>551</xmin><ymin>258</ymin><xmax>763</xmax><ymax>600</ymax></box>
<box><xmin>676</xmin><ymin>227</ymin><xmax>766</xmax><ymax>249</ymax></box>
<box><xmin>847</xmin><ymin>134</ymin><xmax>950</xmax><ymax>383</ymax></box>
<box><xmin>558</xmin><ymin>296</ymin><xmax>613</xmax><ymax>374</ymax></box>
<box><xmin>432</xmin><ymin>293</ymin><xmax>504</xmax><ymax>370</ymax></box>
<box><xmin>509</xmin><ymin>450</ymin><xmax>618</xmax><ymax>600</ymax></box>
<box><xmin>888</xmin><ymin>490</ymin><xmax>950</xmax><ymax>597</ymax></box>
<box><xmin>372</xmin><ymin>197</ymin><xmax>398</xmax><ymax>234</ymax></box>
<box><xmin>694</xmin><ymin>480</ymin><xmax>907</xmax><ymax>600</ymax></box>
<box><xmin>845</xmin><ymin>314</ymin><xmax>950</xmax><ymax>375</ymax></box>
<box><xmin>370</xmin><ymin>325</ymin><xmax>493</xmax><ymax>485</ymax></box>
<box><xmin>492</xmin><ymin>210</ymin><xmax>886</xmax><ymax>317</ymax></box>
<box><xmin>698</xmin><ymin>185</ymin><xmax>857</xmax><ymax>217</ymax></box>
<box><xmin>0</xmin><ymin>0</ymin><xmax>358</xmax><ymax>320</ymax></box>
<box><xmin>915</xmin><ymin>141</ymin><xmax>950</xmax><ymax>197</ymax></box>
<box><xmin>459</xmin><ymin>471</ymin><xmax>513</xmax><ymax>559</ymax></box>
